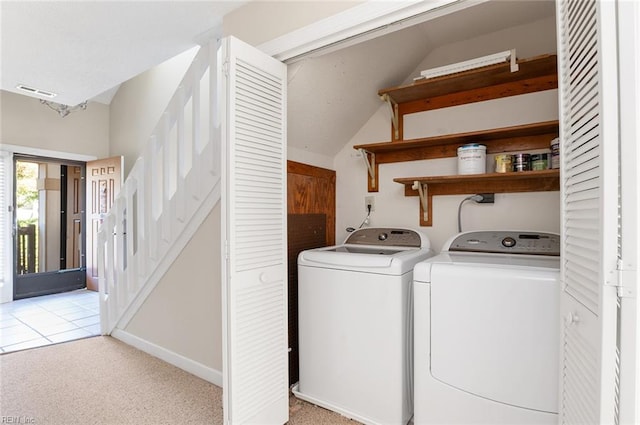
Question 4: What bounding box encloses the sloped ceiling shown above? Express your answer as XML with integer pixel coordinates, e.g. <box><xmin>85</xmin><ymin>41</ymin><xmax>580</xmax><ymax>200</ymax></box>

<box><xmin>287</xmin><ymin>24</ymin><xmax>431</xmax><ymax>159</ymax></box>
<box><xmin>287</xmin><ymin>0</ymin><xmax>556</xmax><ymax>159</ymax></box>
<box><xmin>0</xmin><ymin>1</ymin><xmax>245</xmax><ymax>106</ymax></box>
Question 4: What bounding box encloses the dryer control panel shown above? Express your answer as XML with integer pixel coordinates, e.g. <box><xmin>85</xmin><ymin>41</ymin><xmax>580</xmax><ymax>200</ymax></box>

<box><xmin>447</xmin><ymin>231</ymin><xmax>560</xmax><ymax>256</ymax></box>
<box><xmin>345</xmin><ymin>228</ymin><xmax>426</xmax><ymax>248</ymax></box>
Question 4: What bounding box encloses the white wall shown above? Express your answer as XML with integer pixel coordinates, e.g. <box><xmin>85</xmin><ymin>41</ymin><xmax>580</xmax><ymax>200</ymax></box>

<box><xmin>0</xmin><ymin>90</ymin><xmax>109</xmax><ymax>159</ymax></box>
<box><xmin>334</xmin><ymin>16</ymin><xmax>560</xmax><ymax>252</ymax></box>
<box><xmin>125</xmin><ymin>205</ymin><xmax>222</xmax><ymax>373</ymax></box>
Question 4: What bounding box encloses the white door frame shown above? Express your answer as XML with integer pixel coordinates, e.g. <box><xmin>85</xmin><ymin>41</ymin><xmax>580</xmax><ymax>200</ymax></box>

<box><xmin>0</xmin><ymin>150</ymin><xmax>13</xmax><ymax>304</ymax></box>
<box><xmin>258</xmin><ymin>0</ymin><xmax>479</xmax><ymax>63</ymax></box>
<box><xmin>617</xmin><ymin>0</ymin><xmax>640</xmax><ymax>422</ymax></box>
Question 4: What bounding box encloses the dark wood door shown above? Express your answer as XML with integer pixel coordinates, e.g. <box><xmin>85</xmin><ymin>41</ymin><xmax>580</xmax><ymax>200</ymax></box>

<box><xmin>287</xmin><ymin>160</ymin><xmax>335</xmax><ymax>385</ymax></box>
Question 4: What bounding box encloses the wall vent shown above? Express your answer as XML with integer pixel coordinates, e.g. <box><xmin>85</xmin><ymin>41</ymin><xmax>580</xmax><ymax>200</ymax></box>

<box><xmin>15</xmin><ymin>84</ymin><xmax>57</xmax><ymax>98</ymax></box>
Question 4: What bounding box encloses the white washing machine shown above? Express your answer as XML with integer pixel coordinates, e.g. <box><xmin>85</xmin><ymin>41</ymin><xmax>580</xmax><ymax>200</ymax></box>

<box><xmin>293</xmin><ymin>227</ymin><xmax>434</xmax><ymax>425</ymax></box>
<box><xmin>414</xmin><ymin>231</ymin><xmax>560</xmax><ymax>425</ymax></box>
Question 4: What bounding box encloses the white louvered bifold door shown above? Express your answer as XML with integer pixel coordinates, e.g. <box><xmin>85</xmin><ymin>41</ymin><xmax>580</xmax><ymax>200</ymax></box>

<box><xmin>0</xmin><ymin>150</ymin><xmax>12</xmax><ymax>303</ymax></box>
<box><xmin>221</xmin><ymin>36</ymin><xmax>288</xmax><ymax>425</ymax></box>
<box><xmin>556</xmin><ymin>0</ymin><xmax>621</xmax><ymax>423</ymax></box>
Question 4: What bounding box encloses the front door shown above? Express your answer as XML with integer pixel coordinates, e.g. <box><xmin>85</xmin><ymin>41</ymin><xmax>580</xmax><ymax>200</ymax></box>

<box><xmin>13</xmin><ymin>156</ymin><xmax>86</xmax><ymax>299</ymax></box>
<box><xmin>85</xmin><ymin>156</ymin><xmax>122</xmax><ymax>291</ymax></box>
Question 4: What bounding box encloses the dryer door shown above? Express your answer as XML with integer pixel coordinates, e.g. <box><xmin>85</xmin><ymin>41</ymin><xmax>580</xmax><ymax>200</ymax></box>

<box><xmin>430</xmin><ymin>263</ymin><xmax>559</xmax><ymax>413</ymax></box>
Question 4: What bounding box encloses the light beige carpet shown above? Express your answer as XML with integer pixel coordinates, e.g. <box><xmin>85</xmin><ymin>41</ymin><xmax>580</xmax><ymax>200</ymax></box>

<box><xmin>0</xmin><ymin>336</ymin><xmax>358</xmax><ymax>425</ymax></box>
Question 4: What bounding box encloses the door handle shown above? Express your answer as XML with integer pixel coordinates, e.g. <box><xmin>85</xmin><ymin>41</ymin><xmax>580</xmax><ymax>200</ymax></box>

<box><xmin>565</xmin><ymin>312</ymin><xmax>580</xmax><ymax>325</ymax></box>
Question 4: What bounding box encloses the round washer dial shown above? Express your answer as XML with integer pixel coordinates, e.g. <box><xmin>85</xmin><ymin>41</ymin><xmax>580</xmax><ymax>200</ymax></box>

<box><xmin>502</xmin><ymin>237</ymin><xmax>516</xmax><ymax>248</ymax></box>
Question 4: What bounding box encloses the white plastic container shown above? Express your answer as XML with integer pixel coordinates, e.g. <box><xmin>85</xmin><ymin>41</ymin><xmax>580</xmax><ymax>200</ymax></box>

<box><xmin>457</xmin><ymin>144</ymin><xmax>487</xmax><ymax>175</ymax></box>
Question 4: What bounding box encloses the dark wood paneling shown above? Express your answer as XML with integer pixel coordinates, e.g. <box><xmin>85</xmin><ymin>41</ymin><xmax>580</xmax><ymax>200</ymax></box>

<box><xmin>286</xmin><ymin>160</ymin><xmax>336</xmax><ymax>385</ymax></box>
<box><xmin>287</xmin><ymin>161</ymin><xmax>335</xmax><ymax>245</ymax></box>
<box><xmin>287</xmin><ymin>214</ymin><xmax>326</xmax><ymax>386</ymax></box>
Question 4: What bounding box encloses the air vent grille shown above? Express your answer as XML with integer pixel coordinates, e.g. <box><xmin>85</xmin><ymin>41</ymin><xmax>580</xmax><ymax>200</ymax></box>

<box><xmin>16</xmin><ymin>84</ymin><xmax>57</xmax><ymax>98</ymax></box>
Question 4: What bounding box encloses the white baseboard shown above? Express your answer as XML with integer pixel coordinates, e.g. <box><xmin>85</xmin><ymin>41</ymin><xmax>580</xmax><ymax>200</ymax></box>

<box><xmin>111</xmin><ymin>328</ymin><xmax>223</xmax><ymax>387</ymax></box>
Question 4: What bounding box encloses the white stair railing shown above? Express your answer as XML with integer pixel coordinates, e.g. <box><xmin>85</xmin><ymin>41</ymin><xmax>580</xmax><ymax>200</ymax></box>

<box><xmin>98</xmin><ymin>41</ymin><xmax>221</xmax><ymax>334</ymax></box>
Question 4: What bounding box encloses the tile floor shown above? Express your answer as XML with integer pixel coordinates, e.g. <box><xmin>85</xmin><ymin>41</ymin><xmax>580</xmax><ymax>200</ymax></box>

<box><xmin>0</xmin><ymin>289</ymin><xmax>100</xmax><ymax>354</ymax></box>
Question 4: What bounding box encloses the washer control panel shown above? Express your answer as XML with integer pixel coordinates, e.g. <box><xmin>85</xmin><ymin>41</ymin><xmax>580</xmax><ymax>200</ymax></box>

<box><xmin>447</xmin><ymin>231</ymin><xmax>560</xmax><ymax>256</ymax></box>
<box><xmin>345</xmin><ymin>228</ymin><xmax>426</xmax><ymax>248</ymax></box>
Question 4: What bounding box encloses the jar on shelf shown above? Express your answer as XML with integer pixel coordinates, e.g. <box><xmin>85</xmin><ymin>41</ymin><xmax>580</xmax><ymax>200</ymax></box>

<box><xmin>457</xmin><ymin>144</ymin><xmax>486</xmax><ymax>175</ymax></box>
<box><xmin>550</xmin><ymin>138</ymin><xmax>560</xmax><ymax>169</ymax></box>
<box><xmin>512</xmin><ymin>153</ymin><xmax>531</xmax><ymax>172</ymax></box>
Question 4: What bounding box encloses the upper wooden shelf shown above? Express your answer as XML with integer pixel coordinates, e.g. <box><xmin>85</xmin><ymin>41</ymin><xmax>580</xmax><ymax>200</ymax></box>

<box><xmin>353</xmin><ymin>121</ymin><xmax>558</xmax><ymax>155</ymax></box>
<box><xmin>378</xmin><ymin>54</ymin><xmax>558</xmax><ymax>106</ymax></box>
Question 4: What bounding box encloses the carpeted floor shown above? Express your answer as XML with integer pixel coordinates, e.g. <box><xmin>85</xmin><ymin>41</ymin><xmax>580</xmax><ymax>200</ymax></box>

<box><xmin>0</xmin><ymin>336</ymin><xmax>358</xmax><ymax>425</ymax></box>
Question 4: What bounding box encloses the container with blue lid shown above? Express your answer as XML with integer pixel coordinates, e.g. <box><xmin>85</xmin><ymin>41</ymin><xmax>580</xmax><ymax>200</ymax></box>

<box><xmin>457</xmin><ymin>144</ymin><xmax>486</xmax><ymax>175</ymax></box>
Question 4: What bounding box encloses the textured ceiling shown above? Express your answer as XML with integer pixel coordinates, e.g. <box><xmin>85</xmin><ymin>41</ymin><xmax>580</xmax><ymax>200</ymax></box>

<box><xmin>0</xmin><ymin>1</ymin><xmax>245</xmax><ymax>106</ymax></box>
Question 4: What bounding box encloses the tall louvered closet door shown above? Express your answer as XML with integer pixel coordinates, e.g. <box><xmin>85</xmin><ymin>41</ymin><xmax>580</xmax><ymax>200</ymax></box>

<box><xmin>220</xmin><ymin>36</ymin><xmax>288</xmax><ymax>424</ymax></box>
<box><xmin>556</xmin><ymin>0</ymin><xmax>621</xmax><ymax>423</ymax></box>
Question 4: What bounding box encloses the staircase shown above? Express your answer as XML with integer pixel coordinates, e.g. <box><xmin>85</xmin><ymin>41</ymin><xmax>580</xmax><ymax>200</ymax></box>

<box><xmin>98</xmin><ymin>41</ymin><xmax>221</xmax><ymax>334</ymax></box>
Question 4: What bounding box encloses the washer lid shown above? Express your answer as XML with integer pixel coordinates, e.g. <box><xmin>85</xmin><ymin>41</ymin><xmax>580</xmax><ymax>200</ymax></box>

<box><xmin>413</xmin><ymin>252</ymin><xmax>560</xmax><ymax>283</ymax></box>
<box><xmin>298</xmin><ymin>244</ymin><xmax>433</xmax><ymax>275</ymax></box>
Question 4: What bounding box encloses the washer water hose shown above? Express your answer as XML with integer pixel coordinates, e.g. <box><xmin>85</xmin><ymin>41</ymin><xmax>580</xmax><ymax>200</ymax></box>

<box><xmin>347</xmin><ymin>204</ymin><xmax>372</xmax><ymax>232</ymax></box>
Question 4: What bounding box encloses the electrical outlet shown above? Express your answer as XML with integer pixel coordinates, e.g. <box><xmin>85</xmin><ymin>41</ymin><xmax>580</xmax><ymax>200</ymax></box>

<box><xmin>365</xmin><ymin>196</ymin><xmax>375</xmax><ymax>212</ymax></box>
<box><xmin>476</xmin><ymin>193</ymin><xmax>495</xmax><ymax>203</ymax></box>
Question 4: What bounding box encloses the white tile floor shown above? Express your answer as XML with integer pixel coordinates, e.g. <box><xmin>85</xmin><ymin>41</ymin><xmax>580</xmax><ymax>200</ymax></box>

<box><xmin>0</xmin><ymin>289</ymin><xmax>100</xmax><ymax>354</ymax></box>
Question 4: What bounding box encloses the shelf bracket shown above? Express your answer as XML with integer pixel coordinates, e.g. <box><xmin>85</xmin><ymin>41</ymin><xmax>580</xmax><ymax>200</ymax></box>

<box><xmin>412</xmin><ymin>180</ymin><xmax>428</xmax><ymax>222</ymax></box>
<box><xmin>380</xmin><ymin>94</ymin><xmax>399</xmax><ymax>140</ymax></box>
<box><xmin>510</xmin><ymin>48</ymin><xmax>519</xmax><ymax>73</ymax></box>
<box><xmin>359</xmin><ymin>148</ymin><xmax>376</xmax><ymax>189</ymax></box>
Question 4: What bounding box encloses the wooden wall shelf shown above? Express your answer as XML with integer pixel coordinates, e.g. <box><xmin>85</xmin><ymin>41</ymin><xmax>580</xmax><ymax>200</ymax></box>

<box><xmin>378</xmin><ymin>54</ymin><xmax>557</xmax><ymax>113</ymax></box>
<box><xmin>394</xmin><ymin>169</ymin><xmax>560</xmax><ymax>226</ymax></box>
<box><xmin>354</xmin><ymin>121</ymin><xmax>559</xmax><ymax>191</ymax></box>
<box><xmin>354</xmin><ymin>53</ymin><xmax>559</xmax><ymax>226</ymax></box>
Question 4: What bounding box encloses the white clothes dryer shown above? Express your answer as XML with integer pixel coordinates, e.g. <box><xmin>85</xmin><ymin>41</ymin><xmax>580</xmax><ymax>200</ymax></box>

<box><xmin>293</xmin><ymin>227</ymin><xmax>434</xmax><ymax>425</ymax></box>
<box><xmin>413</xmin><ymin>231</ymin><xmax>560</xmax><ymax>425</ymax></box>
